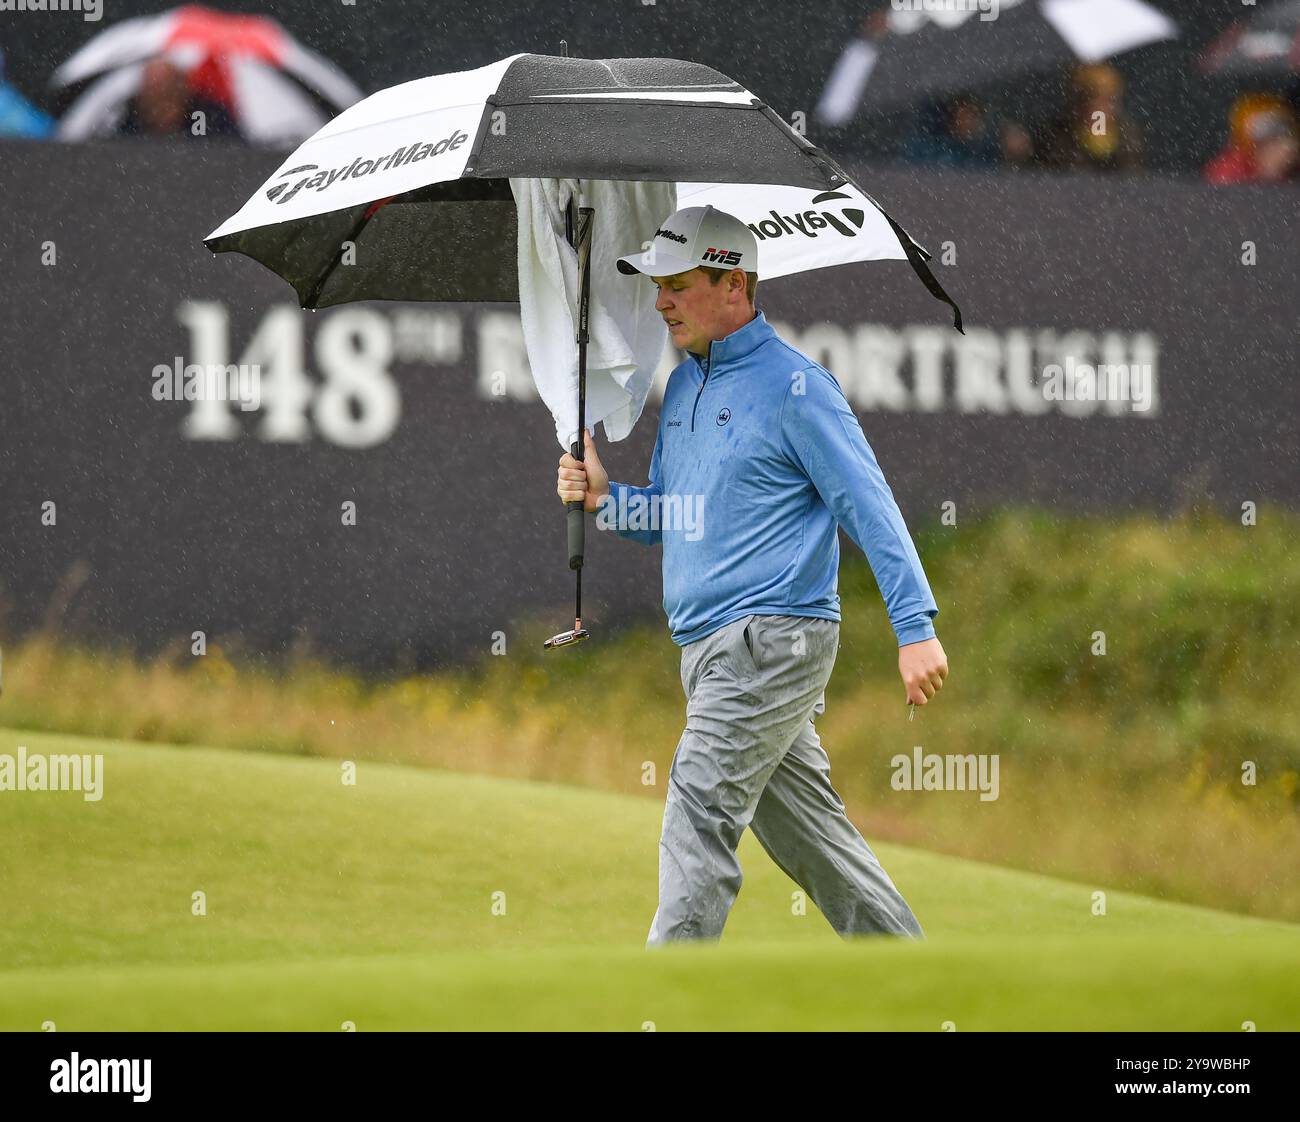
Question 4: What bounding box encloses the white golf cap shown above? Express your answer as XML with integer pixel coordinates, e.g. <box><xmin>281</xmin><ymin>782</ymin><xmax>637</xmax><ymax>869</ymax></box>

<box><xmin>616</xmin><ymin>205</ymin><xmax>758</xmax><ymax>278</ymax></box>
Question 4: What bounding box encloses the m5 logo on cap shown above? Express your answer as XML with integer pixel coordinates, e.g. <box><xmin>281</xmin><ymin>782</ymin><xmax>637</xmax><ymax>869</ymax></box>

<box><xmin>702</xmin><ymin>247</ymin><xmax>743</xmax><ymax>266</ymax></box>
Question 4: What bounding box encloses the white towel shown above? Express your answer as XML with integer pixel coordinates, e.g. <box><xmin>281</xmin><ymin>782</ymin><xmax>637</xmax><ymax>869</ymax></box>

<box><xmin>511</xmin><ymin>176</ymin><xmax>676</xmax><ymax>450</ymax></box>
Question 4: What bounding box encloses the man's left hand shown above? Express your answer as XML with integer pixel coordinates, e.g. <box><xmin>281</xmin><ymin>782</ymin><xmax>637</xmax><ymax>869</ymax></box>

<box><xmin>899</xmin><ymin>637</ymin><xmax>948</xmax><ymax>706</ymax></box>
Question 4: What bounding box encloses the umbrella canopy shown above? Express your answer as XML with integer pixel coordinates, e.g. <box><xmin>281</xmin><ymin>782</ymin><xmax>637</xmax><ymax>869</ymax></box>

<box><xmin>204</xmin><ymin>52</ymin><xmax>960</xmax><ymax>326</ymax></box>
<box><xmin>1203</xmin><ymin>0</ymin><xmax>1300</xmax><ymax>79</ymax></box>
<box><xmin>816</xmin><ymin>0</ymin><xmax>1177</xmax><ymax>123</ymax></box>
<box><xmin>52</xmin><ymin>4</ymin><xmax>363</xmax><ymax>146</ymax></box>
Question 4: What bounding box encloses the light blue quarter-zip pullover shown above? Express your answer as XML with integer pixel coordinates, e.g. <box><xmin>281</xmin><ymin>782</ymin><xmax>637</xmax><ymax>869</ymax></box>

<box><xmin>600</xmin><ymin>310</ymin><xmax>938</xmax><ymax>647</ymax></box>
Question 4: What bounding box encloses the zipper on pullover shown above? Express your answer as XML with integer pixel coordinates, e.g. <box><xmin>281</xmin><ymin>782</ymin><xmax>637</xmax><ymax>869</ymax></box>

<box><xmin>690</xmin><ymin>343</ymin><xmax>714</xmax><ymax>433</ymax></box>
<box><xmin>691</xmin><ymin>371</ymin><xmax>708</xmax><ymax>432</ymax></box>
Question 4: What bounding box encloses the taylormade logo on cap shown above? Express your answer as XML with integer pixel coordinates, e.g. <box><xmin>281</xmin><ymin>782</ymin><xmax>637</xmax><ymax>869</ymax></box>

<box><xmin>617</xmin><ymin>206</ymin><xmax>758</xmax><ymax>278</ymax></box>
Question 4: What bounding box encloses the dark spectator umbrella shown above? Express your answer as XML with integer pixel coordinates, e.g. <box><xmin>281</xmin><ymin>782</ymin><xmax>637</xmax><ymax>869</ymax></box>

<box><xmin>51</xmin><ymin>3</ymin><xmax>363</xmax><ymax>146</ymax></box>
<box><xmin>205</xmin><ymin>52</ymin><xmax>962</xmax><ymax>649</ymax></box>
<box><xmin>1202</xmin><ymin>0</ymin><xmax>1300</xmax><ymax>80</ymax></box>
<box><xmin>816</xmin><ymin>0</ymin><xmax>1177</xmax><ymax>124</ymax></box>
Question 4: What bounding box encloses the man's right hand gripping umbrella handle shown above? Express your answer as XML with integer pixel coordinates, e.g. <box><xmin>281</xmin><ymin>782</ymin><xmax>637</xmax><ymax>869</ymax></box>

<box><xmin>567</xmin><ymin>437</ymin><xmax>585</xmax><ymax>569</ymax></box>
<box><xmin>558</xmin><ymin>428</ymin><xmax>610</xmax><ymax>569</ymax></box>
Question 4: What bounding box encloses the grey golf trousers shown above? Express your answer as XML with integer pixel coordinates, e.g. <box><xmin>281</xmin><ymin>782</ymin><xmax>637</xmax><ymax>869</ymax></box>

<box><xmin>647</xmin><ymin>613</ymin><xmax>924</xmax><ymax>946</ymax></box>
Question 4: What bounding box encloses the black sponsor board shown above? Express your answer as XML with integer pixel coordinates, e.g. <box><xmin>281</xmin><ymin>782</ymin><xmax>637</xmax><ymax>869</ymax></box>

<box><xmin>1</xmin><ymin>141</ymin><xmax>1295</xmax><ymax>667</ymax></box>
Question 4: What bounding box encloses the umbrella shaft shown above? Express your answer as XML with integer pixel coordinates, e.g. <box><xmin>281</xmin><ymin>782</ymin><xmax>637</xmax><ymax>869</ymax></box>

<box><xmin>568</xmin><ymin>205</ymin><xmax>595</xmax><ymax>592</ymax></box>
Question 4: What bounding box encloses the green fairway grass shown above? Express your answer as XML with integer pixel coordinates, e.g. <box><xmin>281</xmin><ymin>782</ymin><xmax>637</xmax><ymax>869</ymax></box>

<box><xmin>2</xmin><ymin>728</ymin><xmax>1296</xmax><ymax>1031</ymax></box>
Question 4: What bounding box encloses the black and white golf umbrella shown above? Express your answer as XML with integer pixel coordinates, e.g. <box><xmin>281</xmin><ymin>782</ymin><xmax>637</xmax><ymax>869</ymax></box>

<box><xmin>816</xmin><ymin>0</ymin><xmax>1177</xmax><ymax>123</ymax></box>
<box><xmin>205</xmin><ymin>52</ymin><xmax>958</xmax><ymax>322</ymax></box>
<box><xmin>206</xmin><ymin>52</ymin><xmax>963</xmax><ymax>650</ymax></box>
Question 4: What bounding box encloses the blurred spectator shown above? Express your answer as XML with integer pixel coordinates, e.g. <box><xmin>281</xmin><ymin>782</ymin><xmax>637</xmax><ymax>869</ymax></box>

<box><xmin>0</xmin><ymin>47</ymin><xmax>54</xmax><ymax>139</ymax></box>
<box><xmin>1204</xmin><ymin>94</ymin><xmax>1298</xmax><ymax>185</ymax></box>
<box><xmin>1001</xmin><ymin>120</ymin><xmax>1035</xmax><ymax>167</ymax></box>
<box><xmin>902</xmin><ymin>95</ymin><xmax>1034</xmax><ymax>168</ymax></box>
<box><xmin>117</xmin><ymin>58</ymin><xmax>239</xmax><ymax>139</ymax></box>
<box><xmin>1041</xmin><ymin>64</ymin><xmax>1143</xmax><ymax>172</ymax></box>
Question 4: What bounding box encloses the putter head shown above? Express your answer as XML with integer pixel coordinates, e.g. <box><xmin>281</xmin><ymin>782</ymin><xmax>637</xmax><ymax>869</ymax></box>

<box><xmin>543</xmin><ymin>627</ymin><xmax>590</xmax><ymax>651</ymax></box>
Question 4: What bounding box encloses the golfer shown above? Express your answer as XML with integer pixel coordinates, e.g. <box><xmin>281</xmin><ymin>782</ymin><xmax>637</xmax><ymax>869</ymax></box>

<box><xmin>556</xmin><ymin>205</ymin><xmax>946</xmax><ymax>946</ymax></box>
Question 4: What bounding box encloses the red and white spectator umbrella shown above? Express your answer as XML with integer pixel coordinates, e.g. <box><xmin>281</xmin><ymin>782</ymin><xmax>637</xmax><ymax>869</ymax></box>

<box><xmin>51</xmin><ymin>4</ymin><xmax>363</xmax><ymax>146</ymax></box>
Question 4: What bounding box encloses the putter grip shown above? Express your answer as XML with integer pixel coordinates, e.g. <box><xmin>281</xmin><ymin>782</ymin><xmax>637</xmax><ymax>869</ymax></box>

<box><xmin>566</xmin><ymin>501</ymin><xmax>584</xmax><ymax>569</ymax></box>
